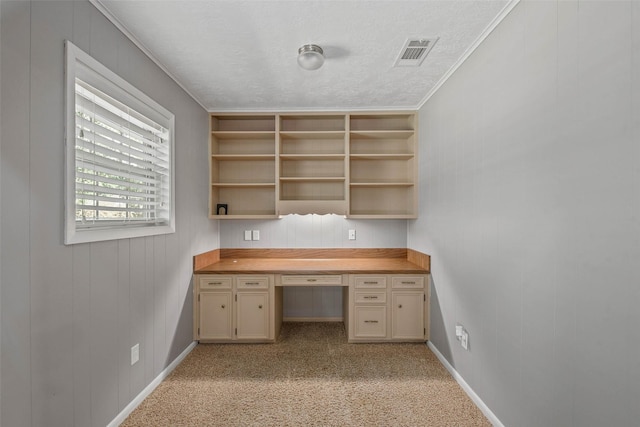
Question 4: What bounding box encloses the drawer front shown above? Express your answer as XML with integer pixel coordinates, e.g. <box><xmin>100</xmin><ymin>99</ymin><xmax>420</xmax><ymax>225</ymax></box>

<box><xmin>237</xmin><ymin>276</ymin><xmax>270</xmax><ymax>290</ymax></box>
<box><xmin>199</xmin><ymin>276</ymin><xmax>233</xmax><ymax>290</ymax></box>
<box><xmin>354</xmin><ymin>306</ymin><xmax>387</xmax><ymax>338</ymax></box>
<box><xmin>280</xmin><ymin>275</ymin><xmax>344</xmax><ymax>286</ymax></box>
<box><xmin>391</xmin><ymin>276</ymin><xmax>425</xmax><ymax>289</ymax></box>
<box><xmin>354</xmin><ymin>276</ymin><xmax>387</xmax><ymax>289</ymax></box>
<box><xmin>354</xmin><ymin>291</ymin><xmax>387</xmax><ymax>304</ymax></box>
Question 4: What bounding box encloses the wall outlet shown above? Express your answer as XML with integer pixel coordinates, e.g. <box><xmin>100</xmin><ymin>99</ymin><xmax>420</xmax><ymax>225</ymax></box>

<box><xmin>244</xmin><ymin>230</ymin><xmax>252</xmax><ymax>241</ymax></box>
<box><xmin>131</xmin><ymin>343</ymin><xmax>140</xmax><ymax>366</ymax></box>
<box><xmin>348</xmin><ymin>229</ymin><xmax>356</xmax><ymax>240</ymax></box>
<box><xmin>252</xmin><ymin>230</ymin><xmax>260</xmax><ymax>241</ymax></box>
<box><xmin>461</xmin><ymin>331</ymin><xmax>469</xmax><ymax>350</ymax></box>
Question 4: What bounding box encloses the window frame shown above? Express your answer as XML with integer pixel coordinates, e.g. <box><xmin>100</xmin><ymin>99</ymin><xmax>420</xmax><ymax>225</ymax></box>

<box><xmin>64</xmin><ymin>41</ymin><xmax>175</xmax><ymax>245</ymax></box>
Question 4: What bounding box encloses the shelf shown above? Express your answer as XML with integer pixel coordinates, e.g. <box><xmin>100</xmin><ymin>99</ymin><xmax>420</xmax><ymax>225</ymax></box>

<box><xmin>280</xmin><ymin>131</ymin><xmax>345</xmax><ymax>139</ymax></box>
<box><xmin>280</xmin><ymin>177</ymin><xmax>345</xmax><ymax>182</ymax></box>
<box><xmin>212</xmin><ymin>131</ymin><xmax>276</xmax><ymax>139</ymax></box>
<box><xmin>280</xmin><ymin>115</ymin><xmax>345</xmax><ymax>132</ymax></box>
<box><xmin>212</xmin><ymin>154</ymin><xmax>276</xmax><ymax>161</ymax></box>
<box><xmin>212</xmin><ymin>183</ymin><xmax>276</xmax><ymax>188</ymax></box>
<box><xmin>208</xmin><ymin>112</ymin><xmax>417</xmax><ymax>218</ymax></box>
<box><xmin>211</xmin><ymin>115</ymin><xmax>275</xmax><ymax>132</ymax></box>
<box><xmin>350</xmin><ymin>130</ymin><xmax>414</xmax><ymax>139</ymax></box>
<box><xmin>350</xmin><ymin>114</ymin><xmax>415</xmax><ymax>131</ymax></box>
<box><xmin>350</xmin><ymin>154</ymin><xmax>413</xmax><ymax>160</ymax></box>
<box><xmin>350</xmin><ymin>182</ymin><xmax>414</xmax><ymax>187</ymax></box>
<box><xmin>280</xmin><ymin>154</ymin><xmax>345</xmax><ymax>160</ymax></box>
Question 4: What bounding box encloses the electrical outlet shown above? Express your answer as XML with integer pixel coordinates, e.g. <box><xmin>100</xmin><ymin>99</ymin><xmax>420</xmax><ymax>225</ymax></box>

<box><xmin>131</xmin><ymin>343</ymin><xmax>140</xmax><ymax>366</ymax></box>
<box><xmin>252</xmin><ymin>230</ymin><xmax>260</xmax><ymax>241</ymax></box>
<box><xmin>244</xmin><ymin>230</ymin><xmax>252</xmax><ymax>241</ymax></box>
<box><xmin>348</xmin><ymin>229</ymin><xmax>356</xmax><ymax>240</ymax></box>
<box><xmin>461</xmin><ymin>331</ymin><xmax>469</xmax><ymax>350</ymax></box>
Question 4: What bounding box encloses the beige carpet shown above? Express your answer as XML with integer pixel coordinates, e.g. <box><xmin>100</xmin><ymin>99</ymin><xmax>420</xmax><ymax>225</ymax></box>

<box><xmin>122</xmin><ymin>323</ymin><xmax>490</xmax><ymax>426</ymax></box>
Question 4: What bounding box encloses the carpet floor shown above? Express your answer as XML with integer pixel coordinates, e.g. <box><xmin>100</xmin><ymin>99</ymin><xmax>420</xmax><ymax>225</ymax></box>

<box><xmin>121</xmin><ymin>322</ymin><xmax>490</xmax><ymax>426</ymax></box>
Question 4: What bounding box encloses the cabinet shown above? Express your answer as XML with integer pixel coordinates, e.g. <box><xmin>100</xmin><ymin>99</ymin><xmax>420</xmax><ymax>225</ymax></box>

<box><xmin>209</xmin><ymin>115</ymin><xmax>277</xmax><ymax>218</ymax></box>
<box><xmin>209</xmin><ymin>112</ymin><xmax>417</xmax><ymax>218</ymax></box>
<box><xmin>278</xmin><ymin>115</ymin><xmax>347</xmax><ymax>215</ymax></box>
<box><xmin>347</xmin><ymin>274</ymin><xmax>428</xmax><ymax>343</ymax></box>
<box><xmin>195</xmin><ymin>274</ymin><xmax>275</xmax><ymax>342</ymax></box>
<box><xmin>349</xmin><ymin>114</ymin><xmax>417</xmax><ymax>218</ymax></box>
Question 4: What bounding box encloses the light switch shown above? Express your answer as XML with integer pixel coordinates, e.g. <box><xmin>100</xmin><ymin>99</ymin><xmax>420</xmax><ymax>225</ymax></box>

<box><xmin>252</xmin><ymin>230</ymin><xmax>260</xmax><ymax>241</ymax></box>
<box><xmin>244</xmin><ymin>230</ymin><xmax>252</xmax><ymax>241</ymax></box>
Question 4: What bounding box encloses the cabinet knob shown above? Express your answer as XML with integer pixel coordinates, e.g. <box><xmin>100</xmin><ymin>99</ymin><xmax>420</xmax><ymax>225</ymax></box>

<box><xmin>258</xmin><ymin>305</ymin><xmax>263</xmax><ymax>309</ymax></box>
<box><xmin>221</xmin><ymin>305</ymin><xmax>226</xmax><ymax>309</ymax></box>
<box><xmin>398</xmin><ymin>304</ymin><xmax>403</xmax><ymax>308</ymax></box>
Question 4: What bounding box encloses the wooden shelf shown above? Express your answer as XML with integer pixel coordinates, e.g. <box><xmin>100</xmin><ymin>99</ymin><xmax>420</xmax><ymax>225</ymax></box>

<box><xmin>280</xmin><ymin>177</ymin><xmax>345</xmax><ymax>182</ymax></box>
<box><xmin>350</xmin><ymin>154</ymin><xmax>413</xmax><ymax>160</ymax></box>
<box><xmin>208</xmin><ymin>112</ymin><xmax>417</xmax><ymax>218</ymax></box>
<box><xmin>212</xmin><ymin>154</ymin><xmax>276</xmax><ymax>161</ymax></box>
<box><xmin>211</xmin><ymin>131</ymin><xmax>276</xmax><ymax>139</ymax></box>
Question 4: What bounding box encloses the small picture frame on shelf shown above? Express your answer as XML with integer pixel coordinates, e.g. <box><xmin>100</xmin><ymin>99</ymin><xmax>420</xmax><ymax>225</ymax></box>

<box><xmin>216</xmin><ymin>204</ymin><xmax>228</xmax><ymax>215</ymax></box>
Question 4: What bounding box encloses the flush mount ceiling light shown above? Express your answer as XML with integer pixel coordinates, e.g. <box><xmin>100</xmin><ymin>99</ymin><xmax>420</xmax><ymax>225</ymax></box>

<box><xmin>297</xmin><ymin>44</ymin><xmax>324</xmax><ymax>71</ymax></box>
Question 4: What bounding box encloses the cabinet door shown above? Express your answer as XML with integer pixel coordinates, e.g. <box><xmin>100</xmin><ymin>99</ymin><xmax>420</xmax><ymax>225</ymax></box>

<box><xmin>236</xmin><ymin>292</ymin><xmax>269</xmax><ymax>340</ymax></box>
<box><xmin>199</xmin><ymin>292</ymin><xmax>233</xmax><ymax>340</ymax></box>
<box><xmin>391</xmin><ymin>291</ymin><xmax>425</xmax><ymax>340</ymax></box>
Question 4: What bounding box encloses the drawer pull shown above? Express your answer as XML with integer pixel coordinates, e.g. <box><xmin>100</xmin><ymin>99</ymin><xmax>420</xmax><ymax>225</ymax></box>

<box><xmin>209</xmin><ymin>282</ymin><xmax>223</xmax><ymax>286</ymax></box>
<box><xmin>363</xmin><ymin>296</ymin><xmax>378</xmax><ymax>299</ymax></box>
<box><xmin>364</xmin><ymin>320</ymin><xmax>379</xmax><ymax>324</ymax></box>
<box><xmin>364</xmin><ymin>281</ymin><xmax>378</xmax><ymax>285</ymax></box>
<box><xmin>306</xmin><ymin>279</ymin><xmax>317</xmax><ymax>282</ymax></box>
<box><xmin>245</xmin><ymin>282</ymin><xmax>260</xmax><ymax>285</ymax></box>
<box><xmin>401</xmin><ymin>281</ymin><xmax>416</xmax><ymax>285</ymax></box>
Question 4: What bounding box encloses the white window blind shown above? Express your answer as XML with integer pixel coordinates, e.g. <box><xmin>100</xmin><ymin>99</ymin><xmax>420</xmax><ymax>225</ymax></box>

<box><xmin>74</xmin><ymin>79</ymin><xmax>170</xmax><ymax>227</ymax></box>
<box><xmin>65</xmin><ymin>41</ymin><xmax>175</xmax><ymax>244</ymax></box>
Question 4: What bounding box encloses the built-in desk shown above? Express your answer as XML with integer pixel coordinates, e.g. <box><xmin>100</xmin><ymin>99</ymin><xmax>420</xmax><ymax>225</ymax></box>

<box><xmin>193</xmin><ymin>248</ymin><xmax>430</xmax><ymax>343</ymax></box>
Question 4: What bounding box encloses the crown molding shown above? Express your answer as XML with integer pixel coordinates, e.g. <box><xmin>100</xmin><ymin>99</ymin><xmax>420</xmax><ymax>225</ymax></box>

<box><xmin>417</xmin><ymin>0</ymin><xmax>521</xmax><ymax>109</ymax></box>
<box><xmin>89</xmin><ymin>0</ymin><xmax>208</xmax><ymax>111</ymax></box>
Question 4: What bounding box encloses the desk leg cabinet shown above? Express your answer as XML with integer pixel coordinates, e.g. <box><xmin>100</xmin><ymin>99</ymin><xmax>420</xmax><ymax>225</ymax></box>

<box><xmin>195</xmin><ymin>274</ymin><xmax>275</xmax><ymax>342</ymax></box>
<box><xmin>348</xmin><ymin>274</ymin><xmax>429</xmax><ymax>343</ymax></box>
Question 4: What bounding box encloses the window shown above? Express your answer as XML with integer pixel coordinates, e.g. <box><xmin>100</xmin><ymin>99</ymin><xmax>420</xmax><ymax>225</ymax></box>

<box><xmin>65</xmin><ymin>41</ymin><xmax>175</xmax><ymax>244</ymax></box>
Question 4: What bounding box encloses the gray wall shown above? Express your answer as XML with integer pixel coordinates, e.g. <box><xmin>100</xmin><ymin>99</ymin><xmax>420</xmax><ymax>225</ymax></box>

<box><xmin>409</xmin><ymin>1</ymin><xmax>640</xmax><ymax>426</ymax></box>
<box><xmin>0</xmin><ymin>1</ymin><xmax>218</xmax><ymax>426</ymax></box>
<box><xmin>221</xmin><ymin>216</ymin><xmax>407</xmax><ymax>319</ymax></box>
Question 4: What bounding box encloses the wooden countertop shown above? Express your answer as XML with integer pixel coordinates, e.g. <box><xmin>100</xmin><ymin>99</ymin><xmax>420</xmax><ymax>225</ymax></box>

<box><xmin>194</xmin><ymin>257</ymin><xmax>428</xmax><ymax>275</ymax></box>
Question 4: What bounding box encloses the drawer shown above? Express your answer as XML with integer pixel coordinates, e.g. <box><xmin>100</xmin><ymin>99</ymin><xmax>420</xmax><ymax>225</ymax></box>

<box><xmin>237</xmin><ymin>276</ymin><xmax>269</xmax><ymax>290</ymax></box>
<box><xmin>280</xmin><ymin>275</ymin><xmax>344</xmax><ymax>286</ymax></box>
<box><xmin>391</xmin><ymin>276</ymin><xmax>425</xmax><ymax>289</ymax></box>
<box><xmin>354</xmin><ymin>306</ymin><xmax>387</xmax><ymax>338</ymax></box>
<box><xmin>354</xmin><ymin>276</ymin><xmax>387</xmax><ymax>289</ymax></box>
<box><xmin>199</xmin><ymin>276</ymin><xmax>233</xmax><ymax>290</ymax></box>
<box><xmin>354</xmin><ymin>291</ymin><xmax>387</xmax><ymax>304</ymax></box>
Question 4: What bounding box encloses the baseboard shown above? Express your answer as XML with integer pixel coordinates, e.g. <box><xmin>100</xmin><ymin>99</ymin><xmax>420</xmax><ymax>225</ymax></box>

<box><xmin>107</xmin><ymin>341</ymin><xmax>198</xmax><ymax>427</ymax></box>
<box><xmin>427</xmin><ymin>341</ymin><xmax>504</xmax><ymax>427</ymax></box>
<box><xmin>283</xmin><ymin>317</ymin><xmax>344</xmax><ymax>322</ymax></box>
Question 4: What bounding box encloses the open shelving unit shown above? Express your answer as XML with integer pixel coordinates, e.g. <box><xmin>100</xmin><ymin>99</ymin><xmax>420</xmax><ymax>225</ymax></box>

<box><xmin>209</xmin><ymin>115</ymin><xmax>277</xmax><ymax>218</ymax></box>
<box><xmin>208</xmin><ymin>112</ymin><xmax>417</xmax><ymax>219</ymax></box>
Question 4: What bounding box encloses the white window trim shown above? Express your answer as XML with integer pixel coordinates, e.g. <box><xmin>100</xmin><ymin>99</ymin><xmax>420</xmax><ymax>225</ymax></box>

<box><xmin>64</xmin><ymin>41</ymin><xmax>175</xmax><ymax>245</ymax></box>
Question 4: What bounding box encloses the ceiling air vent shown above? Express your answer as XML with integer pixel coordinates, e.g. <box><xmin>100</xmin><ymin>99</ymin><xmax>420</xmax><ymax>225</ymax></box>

<box><xmin>394</xmin><ymin>38</ymin><xmax>439</xmax><ymax>67</ymax></box>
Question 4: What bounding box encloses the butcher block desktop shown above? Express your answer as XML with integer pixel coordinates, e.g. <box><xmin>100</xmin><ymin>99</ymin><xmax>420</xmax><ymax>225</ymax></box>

<box><xmin>193</xmin><ymin>248</ymin><xmax>430</xmax><ymax>343</ymax></box>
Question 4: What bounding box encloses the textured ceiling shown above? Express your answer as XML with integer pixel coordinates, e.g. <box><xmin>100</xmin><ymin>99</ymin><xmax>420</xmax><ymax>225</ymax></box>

<box><xmin>97</xmin><ymin>0</ymin><xmax>510</xmax><ymax>112</ymax></box>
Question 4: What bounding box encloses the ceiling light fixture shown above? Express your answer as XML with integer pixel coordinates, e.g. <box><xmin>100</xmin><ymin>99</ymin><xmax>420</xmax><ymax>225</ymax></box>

<box><xmin>297</xmin><ymin>44</ymin><xmax>324</xmax><ymax>71</ymax></box>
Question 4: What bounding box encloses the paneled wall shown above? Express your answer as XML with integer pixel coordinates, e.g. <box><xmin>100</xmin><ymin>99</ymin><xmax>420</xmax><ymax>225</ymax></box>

<box><xmin>221</xmin><ymin>215</ymin><xmax>407</xmax><ymax>319</ymax></box>
<box><xmin>409</xmin><ymin>1</ymin><xmax>640</xmax><ymax>426</ymax></box>
<box><xmin>0</xmin><ymin>2</ymin><xmax>218</xmax><ymax>426</ymax></box>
